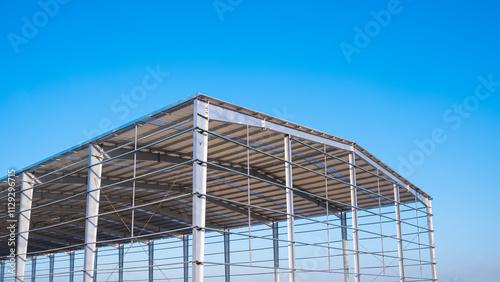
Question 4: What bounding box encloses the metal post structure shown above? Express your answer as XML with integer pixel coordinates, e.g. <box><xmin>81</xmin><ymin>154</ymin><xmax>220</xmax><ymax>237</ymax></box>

<box><xmin>349</xmin><ymin>150</ymin><xmax>360</xmax><ymax>282</ymax></box>
<box><xmin>69</xmin><ymin>252</ymin><xmax>75</xmax><ymax>282</ymax></box>
<box><xmin>223</xmin><ymin>231</ymin><xmax>230</xmax><ymax>282</ymax></box>
<box><xmin>84</xmin><ymin>144</ymin><xmax>103</xmax><ymax>282</ymax></box>
<box><xmin>49</xmin><ymin>254</ymin><xmax>54</xmax><ymax>282</ymax></box>
<box><xmin>31</xmin><ymin>257</ymin><xmax>36</xmax><ymax>282</ymax></box>
<box><xmin>118</xmin><ymin>245</ymin><xmax>124</xmax><ymax>282</ymax></box>
<box><xmin>427</xmin><ymin>199</ymin><xmax>437</xmax><ymax>281</ymax></box>
<box><xmin>183</xmin><ymin>235</ymin><xmax>189</xmax><ymax>282</ymax></box>
<box><xmin>131</xmin><ymin>125</ymin><xmax>138</xmax><ymax>243</ymax></box>
<box><xmin>284</xmin><ymin>134</ymin><xmax>296</xmax><ymax>282</ymax></box>
<box><xmin>394</xmin><ymin>184</ymin><xmax>405</xmax><ymax>282</ymax></box>
<box><xmin>272</xmin><ymin>222</ymin><xmax>280</xmax><ymax>282</ymax></box>
<box><xmin>192</xmin><ymin>99</ymin><xmax>209</xmax><ymax>282</ymax></box>
<box><xmin>148</xmin><ymin>240</ymin><xmax>154</xmax><ymax>282</ymax></box>
<box><xmin>16</xmin><ymin>172</ymin><xmax>36</xmax><ymax>282</ymax></box>
<box><xmin>341</xmin><ymin>212</ymin><xmax>349</xmax><ymax>282</ymax></box>
<box><xmin>1</xmin><ymin>260</ymin><xmax>4</xmax><ymax>282</ymax></box>
<box><xmin>94</xmin><ymin>248</ymin><xmax>98</xmax><ymax>282</ymax></box>
<box><xmin>0</xmin><ymin>96</ymin><xmax>439</xmax><ymax>282</ymax></box>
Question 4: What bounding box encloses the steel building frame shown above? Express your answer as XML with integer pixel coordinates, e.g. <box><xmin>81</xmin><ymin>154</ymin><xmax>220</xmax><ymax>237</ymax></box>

<box><xmin>0</xmin><ymin>94</ymin><xmax>437</xmax><ymax>281</ymax></box>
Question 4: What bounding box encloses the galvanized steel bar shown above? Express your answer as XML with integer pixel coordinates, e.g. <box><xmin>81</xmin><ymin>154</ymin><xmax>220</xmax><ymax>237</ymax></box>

<box><xmin>349</xmin><ymin>151</ymin><xmax>360</xmax><ymax>282</ymax></box>
<box><xmin>0</xmin><ymin>260</ymin><xmax>4</xmax><ymax>282</ymax></box>
<box><xmin>246</xmin><ymin>124</ymin><xmax>252</xmax><ymax>265</ymax></box>
<box><xmin>118</xmin><ymin>244</ymin><xmax>124</xmax><ymax>282</ymax></box>
<box><xmin>192</xmin><ymin>99</ymin><xmax>209</xmax><ymax>282</ymax></box>
<box><xmin>148</xmin><ymin>240</ymin><xmax>154</xmax><ymax>282</ymax></box>
<box><xmin>394</xmin><ymin>184</ymin><xmax>405</xmax><ymax>282</ymax></box>
<box><xmin>69</xmin><ymin>251</ymin><xmax>75</xmax><ymax>282</ymax></box>
<box><xmin>284</xmin><ymin>134</ymin><xmax>296</xmax><ymax>282</ymax></box>
<box><xmin>427</xmin><ymin>199</ymin><xmax>437</xmax><ymax>281</ymax></box>
<box><xmin>415</xmin><ymin>197</ymin><xmax>423</xmax><ymax>278</ymax></box>
<box><xmin>324</xmin><ymin>144</ymin><xmax>331</xmax><ymax>272</ymax></box>
<box><xmin>183</xmin><ymin>235</ymin><xmax>189</xmax><ymax>282</ymax></box>
<box><xmin>31</xmin><ymin>257</ymin><xmax>36</xmax><ymax>282</ymax></box>
<box><xmin>16</xmin><ymin>172</ymin><xmax>36</xmax><ymax>282</ymax></box>
<box><xmin>272</xmin><ymin>222</ymin><xmax>280</xmax><ymax>282</ymax></box>
<box><xmin>131</xmin><ymin>124</ymin><xmax>138</xmax><ymax>241</ymax></box>
<box><xmin>341</xmin><ymin>212</ymin><xmax>349</xmax><ymax>282</ymax></box>
<box><xmin>224</xmin><ymin>231</ymin><xmax>230</xmax><ymax>282</ymax></box>
<box><xmin>49</xmin><ymin>254</ymin><xmax>54</xmax><ymax>282</ymax></box>
<box><xmin>94</xmin><ymin>248</ymin><xmax>98</xmax><ymax>281</ymax></box>
<box><xmin>84</xmin><ymin>144</ymin><xmax>103</xmax><ymax>282</ymax></box>
<box><xmin>377</xmin><ymin>169</ymin><xmax>386</xmax><ymax>275</ymax></box>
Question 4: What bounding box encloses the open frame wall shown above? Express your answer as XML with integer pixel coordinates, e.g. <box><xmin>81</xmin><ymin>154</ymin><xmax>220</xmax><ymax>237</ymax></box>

<box><xmin>0</xmin><ymin>94</ymin><xmax>437</xmax><ymax>282</ymax></box>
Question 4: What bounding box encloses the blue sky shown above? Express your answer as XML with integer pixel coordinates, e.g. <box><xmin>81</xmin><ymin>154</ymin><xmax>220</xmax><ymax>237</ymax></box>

<box><xmin>1</xmin><ymin>0</ymin><xmax>499</xmax><ymax>281</ymax></box>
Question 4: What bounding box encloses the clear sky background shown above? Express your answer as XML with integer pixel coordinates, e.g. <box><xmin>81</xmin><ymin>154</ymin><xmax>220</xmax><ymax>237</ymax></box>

<box><xmin>1</xmin><ymin>1</ymin><xmax>499</xmax><ymax>281</ymax></box>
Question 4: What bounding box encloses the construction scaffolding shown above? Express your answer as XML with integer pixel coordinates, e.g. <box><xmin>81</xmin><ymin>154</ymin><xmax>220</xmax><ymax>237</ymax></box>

<box><xmin>0</xmin><ymin>94</ymin><xmax>437</xmax><ymax>281</ymax></box>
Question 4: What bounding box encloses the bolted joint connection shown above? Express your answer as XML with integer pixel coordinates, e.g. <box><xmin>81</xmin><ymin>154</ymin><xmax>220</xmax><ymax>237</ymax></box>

<box><xmin>192</xmin><ymin>192</ymin><xmax>205</xmax><ymax>198</ymax></box>
<box><xmin>91</xmin><ymin>154</ymin><xmax>104</xmax><ymax>161</ymax></box>
<box><xmin>193</xmin><ymin>225</ymin><xmax>205</xmax><ymax>232</ymax></box>
<box><xmin>195</xmin><ymin>127</ymin><xmax>207</xmax><ymax>133</ymax></box>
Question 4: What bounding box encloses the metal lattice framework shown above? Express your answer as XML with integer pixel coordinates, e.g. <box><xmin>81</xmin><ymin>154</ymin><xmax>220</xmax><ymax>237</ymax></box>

<box><xmin>0</xmin><ymin>94</ymin><xmax>437</xmax><ymax>282</ymax></box>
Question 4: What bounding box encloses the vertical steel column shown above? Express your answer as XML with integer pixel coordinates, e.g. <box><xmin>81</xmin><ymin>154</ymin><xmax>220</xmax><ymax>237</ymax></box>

<box><xmin>31</xmin><ymin>257</ymin><xmax>36</xmax><ymax>282</ymax></box>
<box><xmin>323</xmin><ymin>145</ymin><xmax>331</xmax><ymax>273</ymax></box>
<box><xmin>192</xmin><ymin>99</ymin><xmax>209</xmax><ymax>282</ymax></box>
<box><xmin>284</xmin><ymin>135</ymin><xmax>295</xmax><ymax>282</ymax></box>
<box><xmin>49</xmin><ymin>254</ymin><xmax>54</xmax><ymax>282</ymax></box>
<box><xmin>94</xmin><ymin>248</ymin><xmax>98</xmax><ymax>282</ymax></box>
<box><xmin>376</xmin><ymin>169</ymin><xmax>386</xmax><ymax>275</ymax></box>
<box><xmin>349</xmin><ymin>151</ymin><xmax>360</xmax><ymax>282</ymax></box>
<box><xmin>415</xmin><ymin>198</ymin><xmax>423</xmax><ymax>278</ymax></box>
<box><xmin>426</xmin><ymin>199</ymin><xmax>437</xmax><ymax>281</ymax></box>
<box><xmin>340</xmin><ymin>212</ymin><xmax>349</xmax><ymax>282</ymax></box>
<box><xmin>183</xmin><ymin>235</ymin><xmax>189</xmax><ymax>282</ymax></box>
<box><xmin>272</xmin><ymin>222</ymin><xmax>280</xmax><ymax>282</ymax></box>
<box><xmin>1</xmin><ymin>260</ymin><xmax>4</xmax><ymax>282</ymax></box>
<box><xmin>148</xmin><ymin>240</ymin><xmax>154</xmax><ymax>282</ymax></box>
<box><xmin>130</xmin><ymin>125</ymin><xmax>138</xmax><ymax>243</ymax></box>
<box><xmin>394</xmin><ymin>184</ymin><xmax>405</xmax><ymax>282</ymax></box>
<box><xmin>69</xmin><ymin>252</ymin><xmax>75</xmax><ymax>282</ymax></box>
<box><xmin>118</xmin><ymin>245</ymin><xmax>124</xmax><ymax>282</ymax></box>
<box><xmin>84</xmin><ymin>144</ymin><xmax>103</xmax><ymax>282</ymax></box>
<box><xmin>16</xmin><ymin>172</ymin><xmax>36</xmax><ymax>282</ymax></box>
<box><xmin>246</xmin><ymin>125</ymin><xmax>252</xmax><ymax>266</ymax></box>
<box><xmin>223</xmin><ymin>231</ymin><xmax>230</xmax><ymax>282</ymax></box>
